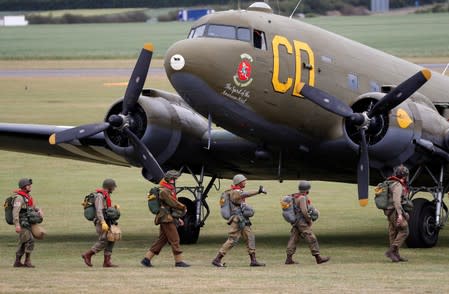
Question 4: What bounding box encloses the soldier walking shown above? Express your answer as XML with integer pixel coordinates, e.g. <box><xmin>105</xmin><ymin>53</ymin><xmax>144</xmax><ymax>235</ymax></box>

<box><xmin>384</xmin><ymin>165</ymin><xmax>410</xmax><ymax>262</ymax></box>
<box><xmin>141</xmin><ymin>170</ymin><xmax>190</xmax><ymax>267</ymax></box>
<box><xmin>285</xmin><ymin>181</ymin><xmax>330</xmax><ymax>265</ymax></box>
<box><xmin>81</xmin><ymin>178</ymin><xmax>121</xmax><ymax>267</ymax></box>
<box><xmin>12</xmin><ymin>178</ymin><xmax>43</xmax><ymax>268</ymax></box>
<box><xmin>212</xmin><ymin>174</ymin><xmax>267</xmax><ymax>267</ymax></box>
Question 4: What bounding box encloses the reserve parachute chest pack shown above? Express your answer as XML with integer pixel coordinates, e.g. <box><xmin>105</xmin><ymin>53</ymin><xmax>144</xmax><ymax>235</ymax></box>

<box><xmin>147</xmin><ymin>187</ymin><xmax>161</xmax><ymax>215</ymax></box>
<box><xmin>82</xmin><ymin>193</ymin><xmax>96</xmax><ymax>221</ymax></box>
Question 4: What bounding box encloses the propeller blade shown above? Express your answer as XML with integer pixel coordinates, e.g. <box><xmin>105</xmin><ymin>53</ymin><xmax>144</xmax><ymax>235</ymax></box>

<box><xmin>357</xmin><ymin>128</ymin><xmax>369</xmax><ymax>206</ymax></box>
<box><xmin>300</xmin><ymin>84</ymin><xmax>355</xmax><ymax>118</ymax></box>
<box><xmin>122</xmin><ymin>43</ymin><xmax>154</xmax><ymax>115</ymax></box>
<box><xmin>122</xmin><ymin>127</ymin><xmax>164</xmax><ymax>182</ymax></box>
<box><xmin>369</xmin><ymin>69</ymin><xmax>431</xmax><ymax>117</ymax></box>
<box><xmin>49</xmin><ymin>122</ymin><xmax>109</xmax><ymax>145</ymax></box>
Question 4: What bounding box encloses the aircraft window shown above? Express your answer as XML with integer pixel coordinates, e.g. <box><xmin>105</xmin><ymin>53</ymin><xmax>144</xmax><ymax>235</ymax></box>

<box><xmin>253</xmin><ymin>29</ymin><xmax>267</xmax><ymax>50</ymax></box>
<box><xmin>237</xmin><ymin>27</ymin><xmax>251</xmax><ymax>42</ymax></box>
<box><xmin>207</xmin><ymin>24</ymin><xmax>236</xmax><ymax>39</ymax></box>
<box><xmin>188</xmin><ymin>29</ymin><xmax>195</xmax><ymax>39</ymax></box>
<box><xmin>192</xmin><ymin>25</ymin><xmax>206</xmax><ymax>38</ymax></box>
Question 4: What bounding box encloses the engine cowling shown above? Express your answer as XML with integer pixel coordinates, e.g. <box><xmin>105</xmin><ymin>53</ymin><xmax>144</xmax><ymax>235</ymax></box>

<box><xmin>104</xmin><ymin>89</ymin><xmax>208</xmax><ymax>168</ymax></box>
<box><xmin>344</xmin><ymin>92</ymin><xmax>449</xmax><ymax>169</ymax></box>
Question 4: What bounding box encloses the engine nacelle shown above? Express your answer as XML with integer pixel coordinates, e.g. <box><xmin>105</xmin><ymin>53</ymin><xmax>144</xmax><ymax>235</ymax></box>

<box><xmin>104</xmin><ymin>89</ymin><xmax>208</xmax><ymax>167</ymax></box>
<box><xmin>345</xmin><ymin>92</ymin><xmax>449</xmax><ymax>169</ymax></box>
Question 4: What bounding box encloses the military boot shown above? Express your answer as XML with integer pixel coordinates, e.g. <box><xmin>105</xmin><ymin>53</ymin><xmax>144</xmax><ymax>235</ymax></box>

<box><xmin>249</xmin><ymin>253</ymin><xmax>265</xmax><ymax>267</ymax></box>
<box><xmin>81</xmin><ymin>249</ymin><xmax>95</xmax><ymax>267</ymax></box>
<box><xmin>174</xmin><ymin>254</ymin><xmax>190</xmax><ymax>267</ymax></box>
<box><xmin>385</xmin><ymin>246</ymin><xmax>400</xmax><ymax>262</ymax></box>
<box><xmin>393</xmin><ymin>246</ymin><xmax>408</xmax><ymax>262</ymax></box>
<box><xmin>314</xmin><ymin>254</ymin><xmax>330</xmax><ymax>264</ymax></box>
<box><xmin>23</xmin><ymin>253</ymin><xmax>35</xmax><ymax>268</ymax></box>
<box><xmin>103</xmin><ymin>255</ymin><xmax>118</xmax><ymax>268</ymax></box>
<box><xmin>13</xmin><ymin>254</ymin><xmax>24</xmax><ymax>267</ymax></box>
<box><xmin>212</xmin><ymin>253</ymin><xmax>226</xmax><ymax>267</ymax></box>
<box><xmin>285</xmin><ymin>254</ymin><xmax>298</xmax><ymax>265</ymax></box>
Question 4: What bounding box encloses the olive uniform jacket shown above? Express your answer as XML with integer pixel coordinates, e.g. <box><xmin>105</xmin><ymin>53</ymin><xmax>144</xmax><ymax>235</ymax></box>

<box><xmin>155</xmin><ymin>187</ymin><xmax>186</xmax><ymax>225</ymax></box>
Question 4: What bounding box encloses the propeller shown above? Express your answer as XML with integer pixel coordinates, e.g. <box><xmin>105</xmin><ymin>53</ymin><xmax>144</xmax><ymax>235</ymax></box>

<box><xmin>300</xmin><ymin>69</ymin><xmax>431</xmax><ymax>205</ymax></box>
<box><xmin>49</xmin><ymin>43</ymin><xmax>165</xmax><ymax>183</ymax></box>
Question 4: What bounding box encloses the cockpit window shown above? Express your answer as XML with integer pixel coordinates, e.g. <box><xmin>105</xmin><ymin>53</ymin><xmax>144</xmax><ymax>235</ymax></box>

<box><xmin>237</xmin><ymin>27</ymin><xmax>251</xmax><ymax>42</ymax></box>
<box><xmin>253</xmin><ymin>29</ymin><xmax>267</xmax><ymax>50</ymax></box>
<box><xmin>207</xmin><ymin>24</ymin><xmax>236</xmax><ymax>39</ymax></box>
<box><xmin>191</xmin><ymin>24</ymin><xmax>206</xmax><ymax>38</ymax></box>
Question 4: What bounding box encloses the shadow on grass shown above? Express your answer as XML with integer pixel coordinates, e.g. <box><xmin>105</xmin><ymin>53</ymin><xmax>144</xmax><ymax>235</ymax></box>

<box><xmin>2</xmin><ymin>230</ymin><xmax>447</xmax><ymax>248</ymax></box>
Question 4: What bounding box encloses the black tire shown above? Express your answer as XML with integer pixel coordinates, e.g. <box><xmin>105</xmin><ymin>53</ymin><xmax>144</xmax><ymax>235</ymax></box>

<box><xmin>406</xmin><ymin>198</ymin><xmax>439</xmax><ymax>248</ymax></box>
<box><xmin>177</xmin><ymin>197</ymin><xmax>200</xmax><ymax>244</ymax></box>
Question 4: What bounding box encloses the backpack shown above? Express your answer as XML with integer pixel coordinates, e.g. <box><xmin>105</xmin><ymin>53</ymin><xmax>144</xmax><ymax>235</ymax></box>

<box><xmin>82</xmin><ymin>193</ymin><xmax>96</xmax><ymax>221</ymax></box>
<box><xmin>147</xmin><ymin>187</ymin><xmax>161</xmax><ymax>215</ymax></box>
<box><xmin>219</xmin><ymin>190</ymin><xmax>232</xmax><ymax>220</ymax></box>
<box><xmin>374</xmin><ymin>180</ymin><xmax>393</xmax><ymax>209</ymax></box>
<box><xmin>280</xmin><ymin>195</ymin><xmax>297</xmax><ymax>224</ymax></box>
<box><xmin>4</xmin><ymin>195</ymin><xmax>17</xmax><ymax>225</ymax></box>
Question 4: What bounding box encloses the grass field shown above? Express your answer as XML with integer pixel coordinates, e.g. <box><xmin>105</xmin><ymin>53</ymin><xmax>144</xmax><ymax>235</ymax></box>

<box><xmin>0</xmin><ymin>63</ymin><xmax>448</xmax><ymax>293</ymax></box>
<box><xmin>0</xmin><ymin>13</ymin><xmax>448</xmax><ymax>59</ymax></box>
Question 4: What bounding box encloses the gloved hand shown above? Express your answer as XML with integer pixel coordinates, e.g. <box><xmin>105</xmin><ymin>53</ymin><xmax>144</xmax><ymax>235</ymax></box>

<box><xmin>101</xmin><ymin>221</ymin><xmax>109</xmax><ymax>232</ymax></box>
<box><xmin>114</xmin><ymin>204</ymin><xmax>120</xmax><ymax>210</ymax></box>
<box><xmin>258</xmin><ymin>185</ymin><xmax>267</xmax><ymax>194</ymax></box>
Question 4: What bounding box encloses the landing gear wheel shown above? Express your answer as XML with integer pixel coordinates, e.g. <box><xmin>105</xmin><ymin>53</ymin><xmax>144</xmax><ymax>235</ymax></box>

<box><xmin>177</xmin><ymin>197</ymin><xmax>200</xmax><ymax>244</ymax></box>
<box><xmin>406</xmin><ymin>198</ymin><xmax>439</xmax><ymax>248</ymax></box>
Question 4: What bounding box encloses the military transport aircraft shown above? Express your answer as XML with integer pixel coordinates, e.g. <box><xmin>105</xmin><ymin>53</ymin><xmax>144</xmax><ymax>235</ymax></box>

<box><xmin>1</xmin><ymin>2</ymin><xmax>449</xmax><ymax>247</ymax></box>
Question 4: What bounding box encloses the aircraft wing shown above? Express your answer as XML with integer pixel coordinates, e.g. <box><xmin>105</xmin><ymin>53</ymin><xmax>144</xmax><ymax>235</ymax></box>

<box><xmin>0</xmin><ymin>123</ymin><xmax>130</xmax><ymax>166</ymax></box>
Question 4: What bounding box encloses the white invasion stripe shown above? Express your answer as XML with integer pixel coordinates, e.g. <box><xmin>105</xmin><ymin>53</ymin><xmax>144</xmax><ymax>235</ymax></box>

<box><xmin>59</xmin><ymin>144</ymin><xmax>121</xmax><ymax>164</ymax></box>
<box><xmin>90</xmin><ymin>146</ymin><xmax>129</xmax><ymax>164</ymax></box>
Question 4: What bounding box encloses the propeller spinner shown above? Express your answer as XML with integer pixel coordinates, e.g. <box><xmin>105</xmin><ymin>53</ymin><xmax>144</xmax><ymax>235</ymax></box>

<box><xmin>300</xmin><ymin>69</ymin><xmax>431</xmax><ymax>205</ymax></box>
<box><xmin>49</xmin><ymin>43</ymin><xmax>165</xmax><ymax>183</ymax></box>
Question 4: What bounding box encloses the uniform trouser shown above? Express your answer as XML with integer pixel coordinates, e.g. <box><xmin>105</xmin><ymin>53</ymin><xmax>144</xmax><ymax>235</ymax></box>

<box><xmin>16</xmin><ymin>227</ymin><xmax>34</xmax><ymax>256</ymax></box>
<box><xmin>386</xmin><ymin>210</ymin><xmax>409</xmax><ymax>248</ymax></box>
<box><xmin>91</xmin><ymin>222</ymin><xmax>115</xmax><ymax>255</ymax></box>
<box><xmin>286</xmin><ymin>221</ymin><xmax>320</xmax><ymax>256</ymax></box>
<box><xmin>149</xmin><ymin>222</ymin><xmax>182</xmax><ymax>256</ymax></box>
<box><xmin>219</xmin><ymin>219</ymin><xmax>256</xmax><ymax>256</ymax></box>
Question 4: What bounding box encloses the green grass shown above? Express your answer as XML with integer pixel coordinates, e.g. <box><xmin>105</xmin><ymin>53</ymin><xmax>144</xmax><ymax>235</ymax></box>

<box><xmin>0</xmin><ymin>63</ymin><xmax>448</xmax><ymax>292</ymax></box>
<box><xmin>0</xmin><ymin>13</ymin><xmax>448</xmax><ymax>59</ymax></box>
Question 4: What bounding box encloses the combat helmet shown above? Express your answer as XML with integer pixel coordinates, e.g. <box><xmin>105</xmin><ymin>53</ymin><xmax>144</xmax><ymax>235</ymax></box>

<box><xmin>233</xmin><ymin>174</ymin><xmax>247</xmax><ymax>185</ymax></box>
<box><xmin>298</xmin><ymin>180</ymin><xmax>311</xmax><ymax>192</ymax></box>
<box><xmin>102</xmin><ymin>178</ymin><xmax>117</xmax><ymax>189</ymax></box>
<box><xmin>393</xmin><ymin>165</ymin><xmax>409</xmax><ymax>179</ymax></box>
<box><xmin>164</xmin><ymin>170</ymin><xmax>180</xmax><ymax>181</ymax></box>
<box><xmin>18</xmin><ymin>178</ymin><xmax>32</xmax><ymax>188</ymax></box>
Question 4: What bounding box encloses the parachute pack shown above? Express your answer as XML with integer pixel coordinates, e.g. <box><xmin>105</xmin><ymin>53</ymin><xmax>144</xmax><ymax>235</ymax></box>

<box><xmin>219</xmin><ymin>190</ymin><xmax>232</xmax><ymax>220</ymax></box>
<box><xmin>82</xmin><ymin>193</ymin><xmax>96</xmax><ymax>221</ymax></box>
<box><xmin>147</xmin><ymin>187</ymin><xmax>161</xmax><ymax>215</ymax></box>
<box><xmin>374</xmin><ymin>180</ymin><xmax>393</xmax><ymax>209</ymax></box>
<box><xmin>280</xmin><ymin>195</ymin><xmax>297</xmax><ymax>224</ymax></box>
<box><xmin>4</xmin><ymin>195</ymin><xmax>18</xmax><ymax>225</ymax></box>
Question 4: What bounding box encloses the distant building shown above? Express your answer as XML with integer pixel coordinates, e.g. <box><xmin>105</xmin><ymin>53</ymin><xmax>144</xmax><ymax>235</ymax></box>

<box><xmin>371</xmin><ymin>0</ymin><xmax>389</xmax><ymax>13</ymax></box>
<box><xmin>0</xmin><ymin>15</ymin><xmax>28</xmax><ymax>26</ymax></box>
<box><xmin>178</xmin><ymin>9</ymin><xmax>215</xmax><ymax>21</ymax></box>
